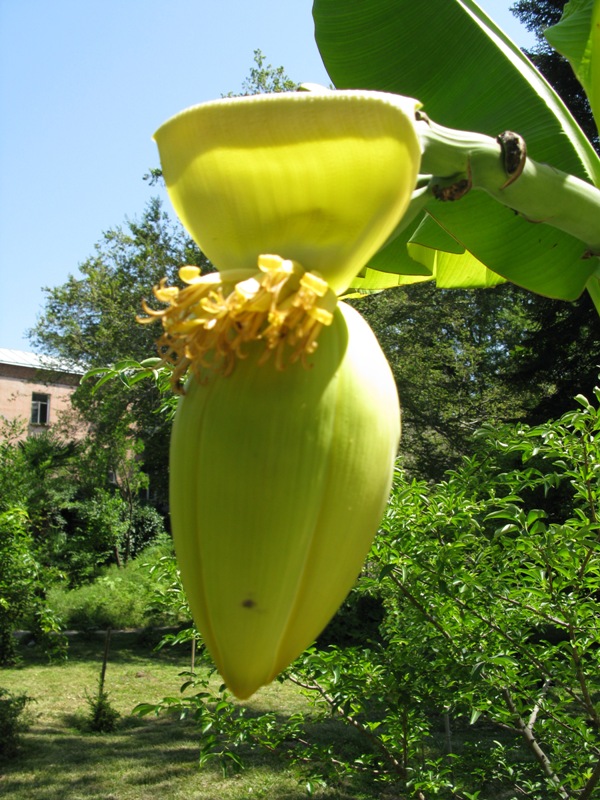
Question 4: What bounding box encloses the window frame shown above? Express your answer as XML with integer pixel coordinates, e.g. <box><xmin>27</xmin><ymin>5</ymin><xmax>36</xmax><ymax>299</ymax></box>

<box><xmin>31</xmin><ymin>392</ymin><xmax>50</xmax><ymax>426</ymax></box>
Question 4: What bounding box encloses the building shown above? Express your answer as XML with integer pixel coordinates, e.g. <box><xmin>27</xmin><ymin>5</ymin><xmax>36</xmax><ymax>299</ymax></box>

<box><xmin>0</xmin><ymin>349</ymin><xmax>85</xmax><ymax>440</ymax></box>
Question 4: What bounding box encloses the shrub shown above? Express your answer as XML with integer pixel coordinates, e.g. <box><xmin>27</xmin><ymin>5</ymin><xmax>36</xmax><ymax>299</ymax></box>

<box><xmin>0</xmin><ymin>508</ymin><xmax>39</xmax><ymax>665</ymax></box>
<box><xmin>46</xmin><ymin>536</ymin><xmax>178</xmax><ymax>631</ymax></box>
<box><xmin>288</xmin><ymin>388</ymin><xmax>600</xmax><ymax>798</ymax></box>
<box><xmin>0</xmin><ymin>688</ymin><xmax>31</xmax><ymax>758</ymax></box>
<box><xmin>128</xmin><ymin>504</ymin><xmax>167</xmax><ymax>559</ymax></box>
<box><xmin>85</xmin><ymin>683</ymin><xmax>120</xmax><ymax>733</ymax></box>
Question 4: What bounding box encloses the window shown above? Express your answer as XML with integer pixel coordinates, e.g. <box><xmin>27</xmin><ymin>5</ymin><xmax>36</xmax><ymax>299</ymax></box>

<box><xmin>31</xmin><ymin>392</ymin><xmax>50</xmax><ymax>425</ymax></box>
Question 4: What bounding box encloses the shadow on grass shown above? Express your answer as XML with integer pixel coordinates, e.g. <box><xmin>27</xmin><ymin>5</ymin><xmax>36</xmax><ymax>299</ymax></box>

<box><xmin>2</xmin><ymin>635</ymin><xmax>391</xmax><ymax>799</ymax></box>
<box><xmin>1</xmin><ymin>703</ymin><xmax>384</xmax><ymax>800</ymax></box>
<box><xmin>12</xmin><ymin>628</ymin><xmax>194</xmax><ymax>669</ymax></box>
<box><xmin>1</xmin><ymin>718</ymin><xmax>198</xmax><ymax>799</ymax></box>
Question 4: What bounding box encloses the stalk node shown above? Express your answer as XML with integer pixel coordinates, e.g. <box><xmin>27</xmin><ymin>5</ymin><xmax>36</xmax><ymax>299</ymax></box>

<box><xmin>497</xmin><ymin>131</ymin><xmax>527</xmax><ymax>188</ymax></box>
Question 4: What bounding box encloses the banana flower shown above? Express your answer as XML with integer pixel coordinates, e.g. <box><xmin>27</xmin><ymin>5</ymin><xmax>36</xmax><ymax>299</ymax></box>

<box><xmin>143</xmin><ymin>89</ymin><xmax>421</xmax><ymax>698</ymax></box>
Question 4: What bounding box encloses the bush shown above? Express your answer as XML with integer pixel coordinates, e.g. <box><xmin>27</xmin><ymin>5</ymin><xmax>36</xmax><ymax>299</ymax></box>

<box><xmin>0</xmin><ymin>688</ymin><xmax>31</xmax><ymax>758</ymax></box>
<box><xmin>0</xmin><ymin>508</ymin><xmax>39</xmax><ymax>665</ymax></box>
<box><xmin>46</xmin><ymin>536</ymin><xmax>178</xmax><ymax>630</ymax></box>
<box><xmin>286</xmin><ymin>388</ymin><xmax>600</xmax><ymax>798</ymax></box>
<box><xmin>128</xmin><ymin>504</ymin><xmax>167</xmax><ymax>559</ymax></box>
<box><xmin>85</xmin><ymin>683</ymin><xmax>120</xmax><ymax>733</ymax></box>
<box><xmin>62</xmin><ymin>490</ymin><xmax>128</xmax><ymax>586</ymax></box>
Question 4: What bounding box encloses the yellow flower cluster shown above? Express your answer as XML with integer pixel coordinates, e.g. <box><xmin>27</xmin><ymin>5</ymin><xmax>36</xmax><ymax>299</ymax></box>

<box><xmin>139</xmin><ymin>255</ymin><xmax>337</xmax><ymax>389</ymax></box>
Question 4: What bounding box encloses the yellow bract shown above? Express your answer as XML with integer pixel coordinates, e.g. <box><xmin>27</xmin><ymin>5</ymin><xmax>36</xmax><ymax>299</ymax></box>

<box><xmin>154</xmin><ymin>90</ymin><xmax>422</xmax><ymax>294</ymax></box>
<box><xmin>169</xmin><ymin>301</ymin><xmax>400</xmax><ymax>699</ymax></box>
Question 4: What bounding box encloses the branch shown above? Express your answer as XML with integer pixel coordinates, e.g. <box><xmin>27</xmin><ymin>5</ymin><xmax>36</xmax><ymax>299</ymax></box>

<box><xmin>476</xmin><ymin>583</ymin><xmax>571</xmax><ymax>631</ymax></box>
<box><xmin>387</xmin><ymin>572</ymin><xmax>457</xmax><ymax>646</ymax></box>
<box><xmin>577</xmin><ymin>441</ymin><xmax>599</xmax><ymax>583</ymax></box>
<box><xmin>286</xmin><ymin>672</ymin><xmax>406</xmax><ymax>778</ymax></box>
<box><xmin>394</xmin><ymin>561</ymin><xmax>586</xmax><ymax>716</ymax></box>
<box><xmin>447</xmin><ymin>589</ymin><xmax>588</xmax><ymax>715</ymax></box>
<box><xmin>569</xmin><ymin>627</ymin><xmax>600</xmax><ymax>726</ymax></box>
<box><xmin>579</xmin><ymin>756</ymin><xmax>600</xmax><ymax>800</ymax></box>
<box><xmin>527</xmin><ymin>678</ymin><xmax>552</xmax><ymax>731</ymax></box>
<box><xmin>501</xmin><ymin>687</ymin><xmax>570</xmax><ymax>799</ymax></box>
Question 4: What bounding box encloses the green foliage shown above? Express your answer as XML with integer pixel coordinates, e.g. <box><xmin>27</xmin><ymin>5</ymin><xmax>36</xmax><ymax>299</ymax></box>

<box><xmin>86</xmin><ymin>688</ymin><xmax>120</xmax><ymax>733</ymax></box>
<box><xmin>247</xmin><ymin>47</ymin><xmax>298</xmax><ymax>92</ymax></box>
<box><xmin>231</xmin><ymin>48</ymin><xmax>299</xmax><ymax>96</ymax></box>
<box><xmin>513</xmin><ymin>0</ymin><xmax>599</xmax><ymax>150</ymax></box>
<box><xmin>59</xmin><ymin>490</ymin><xmax>127</xmax><ymax>585</ymax></box>
<box><xmin>85</xmin><ymin>682</ymin><xmax>120</xmax><ymax>733</ymax></box>
<box><xmin>29</xmin><ymin>199</ymin><xmax>205</xmax><ymax>370</ymax></box>
<box><xmin>46</xmin><ymin>536</ymin><xmax>181</xmax><ymax>631</ymax></box>
<box><xmin>0</xmin><ymin>418</ymin><xmax>27</xmax><ymax>509</ymax></box>
<box><xmin>357</xmin><ymin>282</ymin><xmax>540</xmax><ymax>479</ymax></box>
<box><xmin>128</xmin><ymin>503</ymin><xmax>168</xmax><ymax>557</ymax></box>
<box><xmin>133</xmin><ymin>669</ymin><xmax>340</xmax><ymax>783</ymax></box>
<box><xmin>2</xmin><ymin>430</ymin><xmax>80</xmax><ymax>561</ymax></box>
<box><xmin>143</xmin><ymin>545</ymin><xmax>191</xmax><ymax>627</ymax></box>
<box><xmin>0</xmin><ymin>688</ymin><xmax>31</xmax><ymax>758</ymax></box>
<box><xmin>0</xmin><ymin>413</ymin><xmax>168</xmax><ymax>596</ymax></box>
<box><xmin>28</xmin><ymin>605</ymin><xmax>68</xmax><ymax>664</ymax></box>
<box><xmin>143</xmin><ymin>387</ymin><xmax>600</xmax><ymax>798</ymax></box>
<box><xmin>29</xmin><ymin>199</ymin><xmax>206</xmax><ymax>508</ymax></box>
<box><xmin>0</xmin><ymin>508</ymin><xmax>40</xmax><ymax>665</ymax></box>
<box><xmin>60</xmin><ymin>489</ymin><xmax>166</xmax><ymax>584</ymax></box>
<box><xmin>296</xmin><ymin>386</ymin><xmax>600</xmax><ymax>798</ymax></box>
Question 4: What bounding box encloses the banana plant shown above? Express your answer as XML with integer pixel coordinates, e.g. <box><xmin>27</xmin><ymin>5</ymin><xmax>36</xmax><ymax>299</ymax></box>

<box><xmin>313</xmin><ymin>0</ymin><xmax>600</xmax><ymax>308</ymax></box>
<box><xmin>141</xmin><ymin>1</ymin><xmax>600</xmax><ymax>698</ymax></box>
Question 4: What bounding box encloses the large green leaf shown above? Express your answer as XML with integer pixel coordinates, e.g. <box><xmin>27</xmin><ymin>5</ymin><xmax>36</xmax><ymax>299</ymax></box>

<box><xmin>543</xmin><ymin>2</ymin><xmax>599</xmax><ymax>315</ymax></box>
<box><xmin>313</xmin><ymin>0</ymin><xmax>600</xmax><ymax>300</ymax></box>
<box><xmin>545</xmin><ymin>0</ymin><xmax>600</xmax><ymax>133</ymax></box>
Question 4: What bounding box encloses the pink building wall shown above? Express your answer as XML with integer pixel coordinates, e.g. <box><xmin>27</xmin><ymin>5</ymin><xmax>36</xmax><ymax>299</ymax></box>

<box><xmin>0</xmin><ymin>350</ymin><xmax>85</xmax><ymax>440</ymax></box>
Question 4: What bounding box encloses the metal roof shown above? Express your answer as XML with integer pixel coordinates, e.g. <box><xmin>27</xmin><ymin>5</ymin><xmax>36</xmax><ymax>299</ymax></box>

<box><xmin>0</xmin><ymin>348</ymin><xmax>84</xmax><ymax>374</ymax></box>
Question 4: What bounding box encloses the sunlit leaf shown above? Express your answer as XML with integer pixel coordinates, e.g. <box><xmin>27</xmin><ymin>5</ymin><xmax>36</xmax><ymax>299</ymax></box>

<box><xmin>313</xmin><ymin>0</ymin><xmax>600</xmax><ymax>300</ymax></box>
<box><xmin>545</xmin><ymin>0</ymin><xmax>600</xmax><ymax>133</ymax></box>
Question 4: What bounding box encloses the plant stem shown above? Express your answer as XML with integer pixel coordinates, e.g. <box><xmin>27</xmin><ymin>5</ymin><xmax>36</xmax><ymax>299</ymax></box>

<box><xmin>417</xmin><ymin>116</ymin><xmax>600</xmax><ymax>253</ymax></box>
<box><xmin>287</xmin><ymin>673</ymin><xmax>406</xmax><ymax>778</ymax></box>
<box><xmin>100</xmin><ymin>628</ymin><xmax>112</xmax><ymax>695</ymax></box>
<box><xmin>579</xmin><ymin>756</ymin><xmax>600</xmax><ymax>800</ymax></box>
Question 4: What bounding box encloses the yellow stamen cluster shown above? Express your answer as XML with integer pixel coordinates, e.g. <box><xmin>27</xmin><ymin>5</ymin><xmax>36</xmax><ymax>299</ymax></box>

<box><xmin>139</xmin><ymin>255</ymin><xmax>338</xmax><ymax>390</ymax></box>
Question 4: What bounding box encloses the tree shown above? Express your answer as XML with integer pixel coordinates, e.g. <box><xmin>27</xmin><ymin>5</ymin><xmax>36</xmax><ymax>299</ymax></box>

<box><xmin>29</xmin><ymin>198</ymin><xmax>206</xmax><ymax>507</ymax></box>
<box><xmin>355</xmin><ymin>282</ymin><xmax>538</xmax><ymax>480</ymax></box>
<box><xmin>229</xmin><ymin>48</ymin><xmax>299</xmax><ymax>96</ymax></box>
<box><xmin>30</xmin><ymin>198</ymin><xmax>206</xmax><ymax>369</ymax></box>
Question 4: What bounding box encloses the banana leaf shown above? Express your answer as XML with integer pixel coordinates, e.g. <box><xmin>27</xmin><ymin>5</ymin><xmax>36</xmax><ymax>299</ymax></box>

<box><xmin>546</xmin><ymin>0</ymin><xmax>600</xmax><ymax>132</ymax></box>
<box><xmin>313</xmin><ymin>0</ymin><xmax>600</xmax><ymax>302</ymax></box>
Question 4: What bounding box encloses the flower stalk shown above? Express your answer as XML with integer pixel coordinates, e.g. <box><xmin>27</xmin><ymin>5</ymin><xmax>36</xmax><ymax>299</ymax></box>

<box><xmin>417</xmin><ymin>115</ymin><xmax>600</xmax><ymax>253</ymax></box>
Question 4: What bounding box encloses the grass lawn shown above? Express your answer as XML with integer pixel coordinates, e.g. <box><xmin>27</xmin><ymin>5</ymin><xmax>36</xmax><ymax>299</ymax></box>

<box><xmin>0</xmin><ymin>632</ymin><xmax>390</xmax><ymax>800</ymax></box>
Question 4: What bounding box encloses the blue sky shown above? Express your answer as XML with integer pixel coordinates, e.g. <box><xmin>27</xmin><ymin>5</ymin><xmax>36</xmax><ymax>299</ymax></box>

<box><xmin>0</xmin><ymin>0</ymin><xmax>536</xmax><ymax>352</ymax></box>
